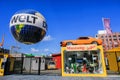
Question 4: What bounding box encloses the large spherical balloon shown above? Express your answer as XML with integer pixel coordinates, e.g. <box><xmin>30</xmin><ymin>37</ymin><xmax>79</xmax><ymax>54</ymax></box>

<box><xmin>9</xmin><ymin>9</ymin><xmax>47</xmax><ymax>45</ymax></box>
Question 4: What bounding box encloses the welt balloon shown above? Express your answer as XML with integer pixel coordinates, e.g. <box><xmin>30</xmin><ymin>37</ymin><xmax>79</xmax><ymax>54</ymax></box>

<box><xmin>9</xmin><ymin>9</ymin><xmax>47</xmax><ymax>45</ymax></box>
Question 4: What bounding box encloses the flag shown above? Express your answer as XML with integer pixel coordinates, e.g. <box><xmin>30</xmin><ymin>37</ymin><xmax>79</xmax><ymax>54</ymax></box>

<box><xmin>102</xmin><ymin>18</ymin><xmax>112</xmax><ymax>34</ymax></box>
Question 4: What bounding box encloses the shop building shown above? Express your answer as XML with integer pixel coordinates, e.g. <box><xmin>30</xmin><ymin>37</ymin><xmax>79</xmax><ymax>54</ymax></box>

<box><xmin>61</xmin><ymin>44</ymin><xmax>106</xmax><ymax>77</ymax></box>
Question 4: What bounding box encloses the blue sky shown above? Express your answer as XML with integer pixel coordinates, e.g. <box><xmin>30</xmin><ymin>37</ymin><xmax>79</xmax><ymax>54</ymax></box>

<box><xmin>0</xmin><ymin>0</ymin><xmax>120</xmax><ymax>55</ymax></box>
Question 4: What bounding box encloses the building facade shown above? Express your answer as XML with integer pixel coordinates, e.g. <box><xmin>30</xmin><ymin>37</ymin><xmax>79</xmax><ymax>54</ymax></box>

<box><xmin>96</xmin><ymin>31</ymin><xmax>120</xmax><ymax>51</ymax></box>
<box><xmin>52</xmin><ymin>53</ymin><xmax>61</xmax><ymax>69</ymax></box>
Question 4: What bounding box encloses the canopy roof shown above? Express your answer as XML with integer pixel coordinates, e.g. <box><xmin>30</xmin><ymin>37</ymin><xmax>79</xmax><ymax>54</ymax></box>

<box><xmin>25</xmin><ymin>54</ymin><xmax>34</xmax><ymax>57</ymax></box>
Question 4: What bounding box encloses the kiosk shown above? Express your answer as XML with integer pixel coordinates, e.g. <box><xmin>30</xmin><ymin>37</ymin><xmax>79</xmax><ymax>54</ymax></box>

<box><xmin>61</xmin><ymin>44</ymin><xmax>106</xmax><ymax>77</ymax></box>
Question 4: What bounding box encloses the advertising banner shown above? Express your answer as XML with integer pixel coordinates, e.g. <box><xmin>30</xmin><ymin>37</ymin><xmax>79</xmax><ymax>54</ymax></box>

<box><xmin>102</xmin><ymin>18</ymin><xmax>112</xmax><ymax>34</ymax></box>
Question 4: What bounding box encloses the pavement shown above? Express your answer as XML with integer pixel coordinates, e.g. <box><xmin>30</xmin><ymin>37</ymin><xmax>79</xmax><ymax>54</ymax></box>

<box><xmin>0</xmin><ymin>70</ymin><xmax>120</xmax><ymax>80</ymax></box>
<box><xmin>0</xmin><ymin>75</ymin><xmax>120</xmax><ymax>80</ymax></box>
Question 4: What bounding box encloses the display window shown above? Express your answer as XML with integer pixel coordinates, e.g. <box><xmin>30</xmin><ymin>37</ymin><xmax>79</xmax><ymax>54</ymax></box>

<box><xmin>61</xmin><ymin>44</ymin><xmax>106</xmax><ymax>77</ymax></box>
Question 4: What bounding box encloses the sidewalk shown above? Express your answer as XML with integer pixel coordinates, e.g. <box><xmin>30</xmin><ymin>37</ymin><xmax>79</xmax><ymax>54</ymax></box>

<box><xmin>107</xmin><ymin>70</ymin><xmax>120</xmax><ymax>75</ymax></box>
<box><xmin>0</xmin><ymin>75</ymin><xmax>120</xmax><ymax>80</ymax></box>
<box><xmin>0</xmin><ymin>70</ymin><xmax>119</xmax><ymax>80</ymax></box>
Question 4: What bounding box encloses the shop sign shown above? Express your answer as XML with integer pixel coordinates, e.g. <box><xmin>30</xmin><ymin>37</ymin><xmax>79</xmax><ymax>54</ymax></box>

<box><xmin>66</xmin><ymin>44</ymin><xmax>97</xmax><ymax>51</ymax></box>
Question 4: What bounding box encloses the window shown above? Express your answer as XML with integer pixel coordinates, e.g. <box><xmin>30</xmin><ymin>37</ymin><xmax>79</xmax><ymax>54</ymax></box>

<box><xmin>101</xmin><ymin>36</ymin><xmax>103</xmax><ymax>38</ymax></box>
<box><xmin>109</xmin><ymin>39</ymin><xmax>111</xmax><ymax>40</ymax></box>
<box><xmin>63</xmin><ymin>50</ymin><xmax>103</xmax><ymax>74</ymax></box>
<box><xmin>118</xmin><ymin>35</ymin><xmax>120</xmax><ymax>37</ymax></box>
<box><xmin>113</xmin><ymin>35</ymin><xmax>116</xmax><ymax>37</ymax></box>
<box><xmin>49</xmin><ymin>61</ymin><xmax>55</xmax><ymax>65</ymax></box>
<box><xmin>36</xmin><ymin>60</ymin><xmax>38</xmax><ymax>63</ymax></box>
<box><xmin>42</xmin><ymin>60</ymin><xmax>44</xmax><ymax>63</ymax></box>
<box><xmin>95</xmin><ymin>35</ymin><xmax>98</xmax><ymax>37</ymax></box>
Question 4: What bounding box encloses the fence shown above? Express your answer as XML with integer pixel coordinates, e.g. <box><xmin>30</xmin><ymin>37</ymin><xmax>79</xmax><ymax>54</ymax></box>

<box><xmin>5</xmin><ymin>57</ymin><xmax>41</xmax><ymax>75</ymax></box>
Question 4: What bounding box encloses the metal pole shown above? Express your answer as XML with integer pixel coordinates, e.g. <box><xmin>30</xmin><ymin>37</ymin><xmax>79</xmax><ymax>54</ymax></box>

<box><xmin>21</xmin><ymin>54</ymin><xmax>24</xmax><ymax>74</ymax></box>
<box><xmin>29</xmin><ymin>57</ymin><xmax>32</xmax><ymax>74</ymax></box>
<box><xmin>38</xmin><ymin>57</ymin><xmax>41</xmax><ymax>75</ymax></box>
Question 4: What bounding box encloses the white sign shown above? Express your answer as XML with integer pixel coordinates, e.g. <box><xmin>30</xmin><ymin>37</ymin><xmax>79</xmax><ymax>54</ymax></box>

<box><xmin>10</xmin><ymin>13</ymin><xmax>47</xmax><ymax>31</ymax></box>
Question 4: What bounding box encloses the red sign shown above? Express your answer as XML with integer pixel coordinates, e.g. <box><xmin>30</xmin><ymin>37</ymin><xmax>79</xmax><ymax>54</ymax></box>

<box><xmin>66</xmin><ymin>44</ymin><xmax>97</xmax><ymax>51</ymax></box>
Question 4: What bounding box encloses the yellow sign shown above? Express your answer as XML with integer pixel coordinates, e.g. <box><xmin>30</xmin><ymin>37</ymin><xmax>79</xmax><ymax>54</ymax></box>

<box><xmin>66</xmin><ymin>44</ymin><xmax>97</xmax><ymax>51</ymax></box>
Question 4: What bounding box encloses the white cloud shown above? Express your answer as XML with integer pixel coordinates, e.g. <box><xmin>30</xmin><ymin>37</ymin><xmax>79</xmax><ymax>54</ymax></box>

<box><xmin>31</xmin><ymin>48</ymin><xmax>39</xmax><ymax>53</ymax></box>
<box><xmin>42</xmin><ymin>35</ymin><xmax>53</xmax><ymax>41</ymax></box>
<box><xmin>44</xmin><ymin>48</ymin><xmax>49</xmax><ymax>52</ymax></box>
